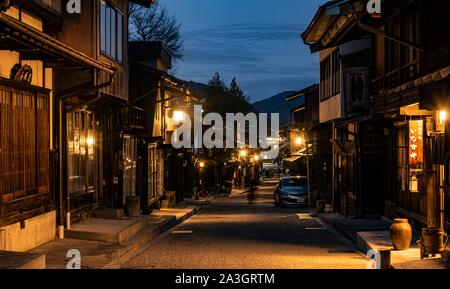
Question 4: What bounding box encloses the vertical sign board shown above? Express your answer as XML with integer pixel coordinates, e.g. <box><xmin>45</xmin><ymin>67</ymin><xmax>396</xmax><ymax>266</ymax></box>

<box><xmin>409</xmin><ymin>120</ymin><xmax>424</xmax><ymax>166</ymax></box>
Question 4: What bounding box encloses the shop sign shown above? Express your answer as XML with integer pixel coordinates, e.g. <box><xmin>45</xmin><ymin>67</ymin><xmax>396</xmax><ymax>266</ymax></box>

<box><xmin>409</xmin><ymin>120</ymin><xmax>423</xmax><ymax>165</ymax></box>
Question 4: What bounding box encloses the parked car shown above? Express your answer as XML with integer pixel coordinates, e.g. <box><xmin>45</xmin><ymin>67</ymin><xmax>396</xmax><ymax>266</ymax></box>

<box><xmin>274</xmin><ymin>176</ymin><xmax>308</xmax><ymax>207</ymax></box>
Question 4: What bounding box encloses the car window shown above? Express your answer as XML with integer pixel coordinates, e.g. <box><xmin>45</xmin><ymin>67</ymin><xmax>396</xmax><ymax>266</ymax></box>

<box><xmin>282</xmin><ymin>178</ymin><xmax>307</xmax><ymax>187</ymax></box>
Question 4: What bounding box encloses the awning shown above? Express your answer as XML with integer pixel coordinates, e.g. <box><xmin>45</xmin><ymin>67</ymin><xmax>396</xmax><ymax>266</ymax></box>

<box><xmin>0</xmin><ymin>13</ymin><xmax>115</xmax><ymax>74</ymax></box>
<box><xmin>283</xmin><ymin>155</ymin><xmax>303</xmax><ymax>163</ymax></box>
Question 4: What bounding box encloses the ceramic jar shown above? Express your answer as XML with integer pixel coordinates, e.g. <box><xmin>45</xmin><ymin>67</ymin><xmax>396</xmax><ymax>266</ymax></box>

<box><xmin>390</xmin><ymin>218</ymin><xmax>412</xmax><ymax>250</ymax></box>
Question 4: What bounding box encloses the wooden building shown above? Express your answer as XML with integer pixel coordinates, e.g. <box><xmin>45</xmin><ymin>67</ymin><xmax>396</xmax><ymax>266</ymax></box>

<box><xmin>302</xmin><ymin>0</ymin><xmax>450</xmax><ymax>231</ymax></box>
<box><xmin>0</xmin><ymin>0</ymin><xmax>154</xmax><ymax>251</ymax></box>
<box><xmin>286</xmin><ymin>84</ymin><xmax>333</xmax><ymax>206</ymax></box>
<box><xmin>129</xmin><ymin>41</ymin><xmax>202</xmax><ymax>208</ymax></box>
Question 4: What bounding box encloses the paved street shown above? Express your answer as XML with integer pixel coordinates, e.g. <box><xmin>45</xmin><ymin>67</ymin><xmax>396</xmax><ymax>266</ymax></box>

<box><xmin>119</xmin><ymin>179</ymin><xmax>369</xmax><ymax>269</ymax></box>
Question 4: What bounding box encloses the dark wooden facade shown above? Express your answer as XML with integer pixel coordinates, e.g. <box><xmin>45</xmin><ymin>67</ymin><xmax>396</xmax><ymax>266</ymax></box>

<box><xmin>303</xmin><ymin>0</ymin><xmax>450</xmax><ymax>229</ymax></box>
<box><xmin>0</xmin><ymin>79</ymin><xmax>52</xmax><ymax>228</ymax></box>
<box><xmin>0</xmin><ymin>0</ymin><xmax>154</xmax><ymax>238</ymax></box>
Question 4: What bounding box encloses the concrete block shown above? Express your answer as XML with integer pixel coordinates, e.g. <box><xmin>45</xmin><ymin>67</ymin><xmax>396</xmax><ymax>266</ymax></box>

<box><xmin>65</xmin><ymin>216</ymin><xmax>153</xmax><ymax>244</ymax></box>
<box><xmin>0</xmin><ymin>251</ymin><xmax>45</xmax><ymax>269</ymax></box>
<box><xmin>0</xmin><ymin>211</ymin><xmax>56</xmax><ymax>252</ymax></box>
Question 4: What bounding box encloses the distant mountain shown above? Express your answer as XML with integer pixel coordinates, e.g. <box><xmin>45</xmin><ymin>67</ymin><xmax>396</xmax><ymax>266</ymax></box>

<box><xmin>252</xmin><ymin>91</ymin><xmax>305</xmax><ymax>124</ymax></box>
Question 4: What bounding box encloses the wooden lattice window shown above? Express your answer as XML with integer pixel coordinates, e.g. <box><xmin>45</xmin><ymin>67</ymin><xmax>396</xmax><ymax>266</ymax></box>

<box><xmin>0</xmin><ymin>85</ymin><xmax>50</xmax><ymax>203</ymax></box>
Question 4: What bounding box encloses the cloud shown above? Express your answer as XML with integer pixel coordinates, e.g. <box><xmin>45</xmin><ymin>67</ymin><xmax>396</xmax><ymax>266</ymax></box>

<box><xmin>173</xmin><ymin>22</ymin><xmax>319</xmax><ymax>101</ymax></box>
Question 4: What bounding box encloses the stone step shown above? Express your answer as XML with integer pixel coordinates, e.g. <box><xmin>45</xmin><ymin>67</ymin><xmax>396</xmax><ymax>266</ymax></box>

<box><xmin>65</xmin><ymin>216</ymin><xmax>153</xmax><ymax>244</ymax></box>
<box><xmin>0</xmin><ymin>251</ymin><xmax>45</xmax><ymax>269</ymax></box>
<box><xmin>93</xmin><ymin>208</ymin><xmax>125</xmax><ymax>220</ymax></box>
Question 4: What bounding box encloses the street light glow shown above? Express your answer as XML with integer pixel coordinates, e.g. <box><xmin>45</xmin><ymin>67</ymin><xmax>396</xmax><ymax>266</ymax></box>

<box><xmin>439</xmin><ymin>110</ymin><xmax>447</xmax><ymax>124</ymax></box>
<box><xmin>173</xmin><ymin>111</ymin><xmax>185</xmax><ymax>122</ymax></box>
<box><xmin>240</xmin><ymin>149</ymin><xmax>247</xmax><ymax>157</ymax></box>
<box><xmin>87</xmin><ymin>137</ymin><xmax>94</xmax><ymax>146</ymax></box>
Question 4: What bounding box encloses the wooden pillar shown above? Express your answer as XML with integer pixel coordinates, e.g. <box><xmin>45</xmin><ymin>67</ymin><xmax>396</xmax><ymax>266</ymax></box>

<box><xmin>425</xmin><ymin>123</ymin><xmax>439</xmax><ymax>228</ymax></box>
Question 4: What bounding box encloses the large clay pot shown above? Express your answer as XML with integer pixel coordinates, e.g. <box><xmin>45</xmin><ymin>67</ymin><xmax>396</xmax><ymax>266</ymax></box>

<box><xmin>390</xmin><ymin>219</ymin><xmax>412</xmax><ymax>250</ymax></box>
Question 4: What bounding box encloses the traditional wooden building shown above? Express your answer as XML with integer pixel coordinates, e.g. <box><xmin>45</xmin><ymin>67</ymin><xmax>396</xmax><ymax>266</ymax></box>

<box><xmin>302</xmin><ymin>0</ymin><xmax>450</xmax><ymax>232</ymax></box>
<box><xmin>55</xmin><ymin>0</ymin><xmax>155</xmax><ymax>229</ymax></box>
<box><xmin>302</xmin><ymin>0</ymin><xmax>376</xmax><ymax>217</ymax></box>
<box><xmin>0</xmin><ymin>0</ymin><xmax>153</xmax><ymax>251</ymax></box>
<box><xmin>129</xmin><ymin>41</ymin><xmax>203</xmax><ymax>208</ymax></box>
<box><xmin>286</xmin><ymin>84</ymin><xmax>333</xmax><ymax>206</ymax></box>
<box><xmin>369</xmin><ymin>0</ymin><xmax>449</xmax><ymax>231</ymax></box>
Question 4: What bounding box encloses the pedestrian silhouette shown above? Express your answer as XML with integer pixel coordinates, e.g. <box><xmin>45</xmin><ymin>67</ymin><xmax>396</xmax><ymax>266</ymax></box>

<box><xmin>247</xmin><ymin>177</ymin><xmax>257</xmax><ymax>206</ymax></box>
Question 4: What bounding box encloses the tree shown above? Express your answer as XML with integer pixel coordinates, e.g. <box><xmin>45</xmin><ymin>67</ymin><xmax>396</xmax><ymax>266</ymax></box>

<box><xmin>229</xmin><ymin>77</ymin><xmax>250</xmax><ymax>103</ymax></box>
<box><xmin>207</xmin><ymin>72</ymin><xmax>227</xmax><ymax>92</ymax></box>
<box><xmin>129</xmin><ymin>1</ymin><xmax>183</xmax><ymax>60</ymax></box>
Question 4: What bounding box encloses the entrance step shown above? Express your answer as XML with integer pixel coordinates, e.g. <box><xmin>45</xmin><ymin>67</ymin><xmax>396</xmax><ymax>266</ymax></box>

<box><xmin>65</xmin><ymin>216</ymin><xmax>153</xmax><ymax>244</ymax></box>
<box><xmin>93</xmin><ymin>208</ymin><xmax>125</xmax><ymax>220</ymax></box>
<box><xmin>0</xmin><ymin>251</ymin><xmax>45</xmax><ymax>269</ymax></box>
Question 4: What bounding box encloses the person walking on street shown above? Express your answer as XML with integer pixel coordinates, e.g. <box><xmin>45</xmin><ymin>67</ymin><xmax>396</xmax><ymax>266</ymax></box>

<box><xmin>247</xmin><ymin>175</ymin><xmax>258</xmax><ymax>206</ymax></box>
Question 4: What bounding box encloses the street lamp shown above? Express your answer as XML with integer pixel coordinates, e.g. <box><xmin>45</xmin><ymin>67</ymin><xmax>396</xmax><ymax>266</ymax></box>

<box><xmin>173</xmin><ymin>110</ymin><xmax>185</xmax><ymax>122</ymax></box>
<box><xmin>439</xmin><ymin>110</ymin><xmax>447</xmax><ymax>124</ymax></box>
<box><xmin>295</xmin><ymin>136</ymin><xmax>303</xmax><ymax>146</ymax></box>
<box><xmin>239</xmin><ymin>149</ymin><xmax>247</xmax><ymax>158</ymax></box>
<box><xmin>87</xmin><ymin>137</ymin><xmax>95</xmax><ymax>146</ymax></box>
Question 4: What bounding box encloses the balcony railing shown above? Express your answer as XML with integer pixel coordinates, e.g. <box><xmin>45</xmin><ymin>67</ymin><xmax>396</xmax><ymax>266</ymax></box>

<box><xmin>372</xmin><ymin>60</ymin><xmax>421</xmax><ymax>95</ymax></box>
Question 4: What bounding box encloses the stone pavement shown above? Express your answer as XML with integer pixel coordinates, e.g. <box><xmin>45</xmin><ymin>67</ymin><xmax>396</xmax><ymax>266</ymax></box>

<box><xmin>29</xmin><ymin>204</ymin><xmax>202</xmax><ymax>269</ymax></box>
<box><xmin>118</xmin><ymin>181</ymin><xmax>369</xmax><ymax>269</ymax></box>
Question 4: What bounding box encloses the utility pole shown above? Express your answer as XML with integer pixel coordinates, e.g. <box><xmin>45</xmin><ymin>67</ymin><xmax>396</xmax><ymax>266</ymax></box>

<box><xmin>306</xmin><ymin>138</ymin><xmax>311</xmax><ymax>207</ymax></box>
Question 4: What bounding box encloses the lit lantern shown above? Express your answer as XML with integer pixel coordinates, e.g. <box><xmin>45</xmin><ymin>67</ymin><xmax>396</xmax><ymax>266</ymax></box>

<box><xmin>409</xmin><ymin>175</ymin><xmax>419</xmax><ymax>193</ymax></box>
<box><xmin>199</xmin><ymin>161</ymin><xmax>205</xmax><ymax>168</ymax></box>
<box><xmin>437</xmin><ymin>110</ymin><xmax>447</xmax><ymax>132</ymax></box>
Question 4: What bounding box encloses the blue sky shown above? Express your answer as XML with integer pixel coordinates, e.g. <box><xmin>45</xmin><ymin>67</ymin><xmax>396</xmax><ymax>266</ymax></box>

<box><xmin>161</xmin><ymin>0</ymin><xmax>328</xmax><ymax>102</ymax></box>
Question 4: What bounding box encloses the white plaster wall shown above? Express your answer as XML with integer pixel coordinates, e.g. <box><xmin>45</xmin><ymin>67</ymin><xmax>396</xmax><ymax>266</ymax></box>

<box><xmin>0</xmin><ymin>50</ymin><xmax>20</xmax><ymax>79</ymax></box>
<box><xmin>319</xmin><ymin>94</ymin><xmax>342</xmax><ymax>123</ymax></box>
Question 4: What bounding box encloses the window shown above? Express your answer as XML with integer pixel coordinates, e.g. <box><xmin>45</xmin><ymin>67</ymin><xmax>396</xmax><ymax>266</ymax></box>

<box><xmin>123</xmin><ymin>136</ymin><xmax>137</xmax><ymax>204</ymax></box>
<box><xmin>384</xmin><ymin>2</ymin><xmax>420</xmax><ymax>75</ymax></box>
<box><xmin>148</xmin><ymin>144</ymin><xmax>164</xmax><ymax>204</ymax></box>
<box><xmin>67</xmin><ymin>111</ymin><xmax>95</xmax><ymax>195</ymax></box>
<box><xmin>282</xmin><ymin>178</ymin><xmax>308</xmax><ymax>187</ymax></box>
<box><xmin>100</xmin><ymin>1</ymin><xmax>123</xmax><ymax>62</ymax></box>
<box><xmin>320</xmin><ymin>56</ymin><xmax>331</xmax><ymax>101</ymax></box>
<box><xmin>320</xmin><ymin>49</ymin><xmax>341</xmax><ymax>101</ymax></box>
<box><xmin>0</xmin><ymin>88</ymin><xmax>50</xmax><ymax>202</ymax></box>
<box><xmin>332</xmin><ymin>50</ymin><xmax>341</xmax><ymax>95</ymax></box>
<box><xmin>346</xmin><ymin>68</ymin><xmax>369</xmax><ymax>112</ymax></box>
